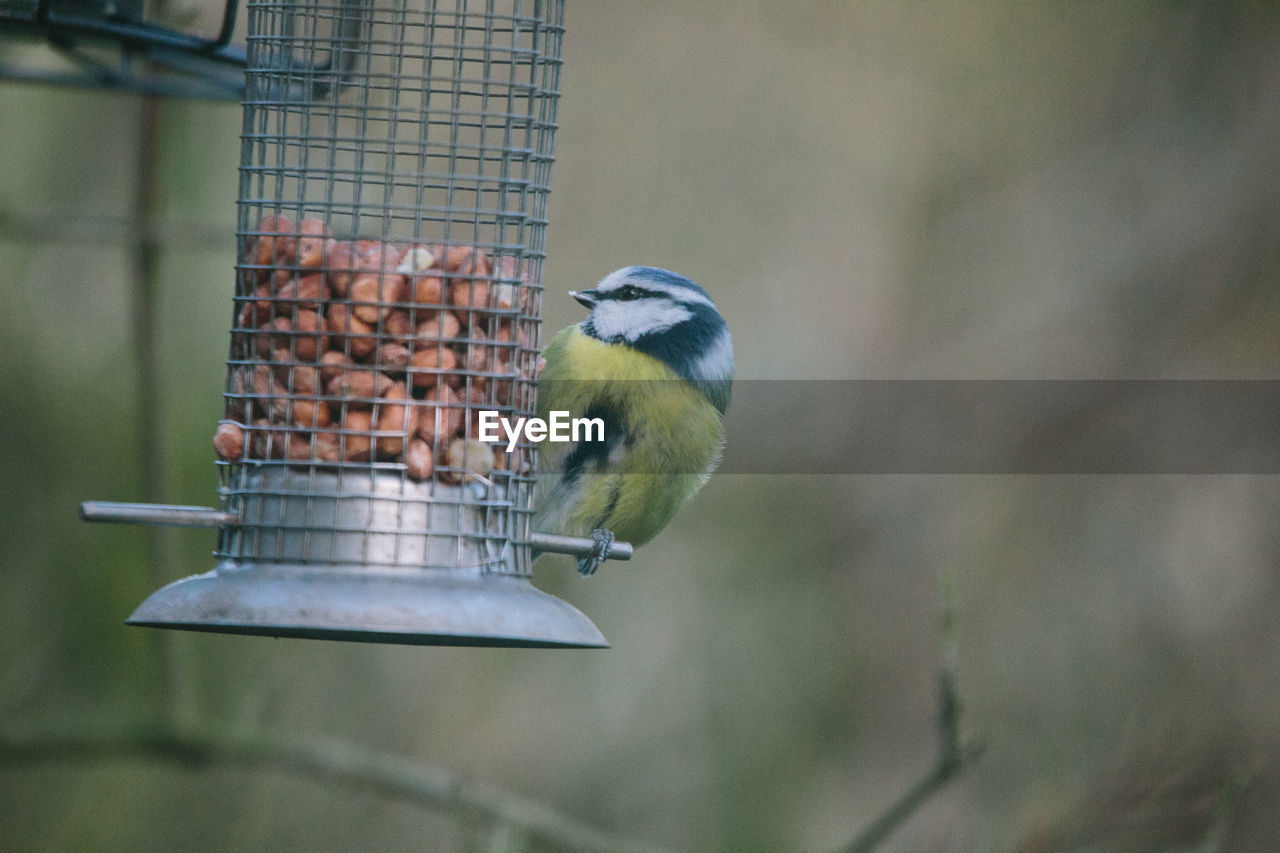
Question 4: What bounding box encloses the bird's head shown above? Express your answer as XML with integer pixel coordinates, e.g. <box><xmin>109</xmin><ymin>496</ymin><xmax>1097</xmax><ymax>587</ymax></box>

<box><xmin>573</xmin><ymin>266</ymin><xmax>733</xmax><ymax>414</ymax></box>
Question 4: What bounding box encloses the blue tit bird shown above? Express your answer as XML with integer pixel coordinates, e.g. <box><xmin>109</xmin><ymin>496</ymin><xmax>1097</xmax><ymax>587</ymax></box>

<box><xmin>533</xmin><ymin>266</ymin><xmax>733</xmax><ymax>576</ymax></box>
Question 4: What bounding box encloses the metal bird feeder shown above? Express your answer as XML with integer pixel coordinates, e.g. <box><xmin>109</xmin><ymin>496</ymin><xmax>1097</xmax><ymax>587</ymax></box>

<box><xmin>78</xmin><ymin>0</ymin><xmax>619</xmax><ymax>647</ymax></box>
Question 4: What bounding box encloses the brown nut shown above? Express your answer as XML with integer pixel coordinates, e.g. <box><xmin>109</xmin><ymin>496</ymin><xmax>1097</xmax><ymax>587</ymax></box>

<box><xmin>440</xmin><ymin>437</ymin><xmax>495</xmax><ymax>484</ymax></box>
<box><xmin>245</xmin><ymin>269</ymin><xmax>324</xmax><ymax>323</ymax></box>
<box><xmin>238</xmin><ymin>290</ymin><xmax>266</xmax><ymax>328</ymax></box>
<box><xmin>464</xmin><ymin>385</ymin><xmax>493</xmax><ymax>437</ymax></box>
<box><xmin>397</xmin><ymin>245</ymin><xmax>444</xmax><ymax>306</ymax></box>
<box><xmin>253</xmin><ymin>322</ymin><xmax>279</xmax><ymax>359</ymax></box>
<box><xmin>324</xmin><ymin>239</ymin><xmax>356</xmax><ymax>297</ymax></box>
<box><xmin>282</xmin><ymin>430</ymin><xmax>314</xmax><ymax>461</ymax></box>
<box><xmin>340</xmin><ymin>409</ymin><xmax>374</xmax><ymax>461</ymax></box>
<box><xmin>382</xmin><ymin>309</ymin><xmax>413</xmax><ymax>339</ymax></box>
<box><xmin>296</xmin><ymin>218</ymin><xmax>332</xmax><ymax>268</ymax></box>
<box><xmin>224</xmin><ymin>367</ymin><xmax>255</xmax><ymax>421</ymax></box>
<box><xmin>491</xmin><ymin>442</ymin><xmax>517</xmax><ymax>471</ymax></box>
<box><xmin>325</xmin><ymin>303</ymin><xmax>378</xmax><ymax>360</ymax></box>
<box><xmin>445</xmin><ymin>246</ymin><xmax>492</xmax><ymax>312</ymax></box>
<box><xmin>415</xmin><ymin>311</ymin><xmax>463</xmax><ymax>344</ymax></box>
<box><xmin>408</xmin><ymin>345</ymin><xmax>458</xmax><ymax>389</ymax></box>
<box><xmin>276</xmin><ymin>273</ymin><xmax>327</xmax><ymax>312</ymax></box>
<box><xmin>374</xmin><ymin>382</ymin><xmax>418</xmax><ymax>458</ymax></box>
<box><xmin>349</xmin><ymin>271</ymin><xmax>406</xmax><ymax>324</ymax></box>
<box><xmin>251</xmin><ymin>214</ymin><xmax>296</xmax><ymax>268</ymax></box>
<box><xmin>412</xmin><ymin>274</ymin><xmax>445</xmax><ymax>306</ymax></box>
<box><xmin>489</xmin><ymin>257</ymin><xmax>525</xmax><ymax>314</ymax></box>
<box><xmin>325</xmin><ymin>368</ymin><xmax>394</xmax><ymax>406</ymax></box>
<box><xmin>404</xmin><ymin>438</ymin><xmax>434</xmax><ymax>480</ymax></box>
<box><xmin>312</xmin><ymin>429</ymin><xmax>342</xmax><ymax>462</ymax></box>
<box><xmin>459</xmin><ymin>327</ymin><xmax>489</xmax><ymax>372</ymax></box>
<box><xmin>319</xmin><ymin>350</ymin><xmax>348</xmax><ymax>385</ymax></box>
<box><xmin>373</xmin><ymin>343</ymin><xmax>411</xmax><ymax>370</ymax></box>
<box><xmin>213</xmin><ymin>421</ymin><xmax>245</xmax><ymax>460</ymax></box>
<box><xmin>356</xmin><ymin>239</ymin><xmax>404</xmax><ymax>271</ymax></box>
<box><xmin>489</xmin><ymin>357</ymin><xmax>516</xmax><ymax>406</ymax></box>
<box><xmin>494</xmin><ymin>254</ymin><xmax>533</xmax><ymax>306</ymax></box>
<box><xmin>323</xmin><ymin>239</ymin><xmax>400</xmax><ymax>297</ymax></box>
<box><xmin>493</xmin><ymin>321</ymin><xmax>534</xmax><ymax>351</ymax></box>
<box><xmin>274</xmin><ymin>357</ymin><xmax>320</xmax><ymax>396</ymax></box>
<box><xmin>252</xmin><ymin>364</ymin><xmax>279</xmax><ymax>402</ymax></box>
<box><xmin>289</xmin><ymin>396</ymin><xmax>332</xmax><ymax>429</ymax></box>
<box><xmin>255</xmin><ymin>364</ymin><xmax>330</xmax><ymax>427</ymax></box>
<box><xmin>270</xmin><ymin>310</ymin><xmax>327</xmax><ymax>361</ymax></box>
<box><xmin>247</xmin><ymin>419</ymin><xmax>275</xmax><ymax>458</ymax></box>
<box><xmin>415</xmin><ymin>384</ymin><xmax>463</xmax><ymax>446</ymax></box>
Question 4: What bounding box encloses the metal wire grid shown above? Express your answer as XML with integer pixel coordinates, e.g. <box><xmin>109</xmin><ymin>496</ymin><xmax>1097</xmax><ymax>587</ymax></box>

<box><xmin>215</xmin><ymin>0</ymin><xmax>563</xmax><ymax>576</ymax></box>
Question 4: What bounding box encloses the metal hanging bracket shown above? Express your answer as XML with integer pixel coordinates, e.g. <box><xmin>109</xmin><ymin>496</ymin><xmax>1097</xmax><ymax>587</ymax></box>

<box><xmin>78</xmin><ymin>500</ymin><xmax>633</xmax><ymax>561</ymax></box>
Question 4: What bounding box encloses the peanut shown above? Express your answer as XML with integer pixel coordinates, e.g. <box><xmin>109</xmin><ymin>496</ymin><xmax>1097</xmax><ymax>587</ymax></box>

<box><xmin>416</xmin><ymin>384</ymin><xmax>463</xmax><ymax>446</ymax></box>
<box><xmin>248</xmin><ymin>419</ymin><xmax>275</xmax><ymax>458</ymax></box>
<box><xmin>412</xmin><ymin>273</ymin><xmax>445</xmax><ymax>306</ymax></box>
<box><xmin>356</xmin><ymin>239</ymin><xmax>404</xmax><ymax>271</ymax></box>
<box><xmin>441</xmin><ymin>437</ymin><xmax>495</xmax><ymax>484</ymax></box>
<box><xmin>445</xmin><ymin>246</ymin><xmax>492</xmax><ymax>312</ymax></box>
<box><xmin>319</xmin><ymin>350</ymin><xmax>348</xmax><ymax>385</ymax></box>
<box><xmin>404</xmin><ymin>438</ymin><xmax>434</xmax><ymax>480</ymax></box>
<box><xmin>296</xmin><ymin>218</ymin><xmax>331</xmax><ymax>268</ymax></box>
<box><xmin>340</xmin><ymin>409</ymin><xmax>374</xmax><ymax>461</ymax></box>
<box><xmin>273</xmin><ymin>356</ymin><xmax>320</xmax><ymax>396</ymax></box>
<box><xmin>408</xmin><ymin>345</ymin><xmax>459</xmax><ymax>389</ymax></box>
<box><xmin>415</xmin><ymin>311</ymin><xmax>462</xmax><ymax>343</ymax></box>
<box><xmin>220</xmin><ymin>232</ymin><xmax>541</xmax><ymax>483</ymax></box>
<box><xmin>459</xmin><ymin>327</ymin><xmax>490</xmax><ymax>372</ymax></box>
<box><xmin>225</xmin><ymin>366</ymin><xmax>255</xmax><ymax>421</ymax></box>
<box><xmin>213</xmin><ymin>421</ymin><xmax>245</xmax><ymax>460</ymax></box>
<box><xmin>268</xmin><ymin>310</ymin><xmax>327</xmax><ymax>361</ymax></box>
<box><xmin>325</xmin><ymin>368</ymin><xmax>394</xmax><ymax>405</ymax></box>
<box><xmin>277</xmin><ymin>273</ymin><xmax>327</xmax><ymax>311</ymax></box>
<box><xmin>283</xmin><ymin>430</ymin><xmax>314</xmax><ymax>461</ymax></box>
<box><xmin>382</xmin><ymin>309</ymin><xmax>413</xmax><ymax>339</ymax></box>
<box><xmin>349</xmin><ymin>271</ymin><xmax>406</xmax><ymax>324</ymax></box>
<box><xmin>250</xmin><ymin>214</ymin><xmax>296</xmax><ymax>268</ymax></box>
<box><xmin>325</xmin><ymin>303</ymin><xmax>377</xmax><ymax>360</ymax></box>
<box><xmin>313</xmin><ymin>429</ymin><xmax>343</xmax><ymax>462</ymax></box>
<box><xmin>374</xmin><ymin>382</ymin><xmax>418</xmax><ymax>457</ymax></box>
<box><xmin>289</xmin><ymin>396</ymin><xmax>331</xmax><ymax>429</ymax></box>
<box><xmin>374</xmin><ymin>343</ymin><xmax>411</xmax><ymax>370</ymax></box>
<box><xmin>324</xmin><ymin>239</ymin><xmax>356</xmax><ymax>297</ymax></box>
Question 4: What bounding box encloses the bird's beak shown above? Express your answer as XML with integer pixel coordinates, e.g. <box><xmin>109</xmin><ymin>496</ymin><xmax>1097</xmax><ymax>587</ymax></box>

<box><xmin>570</xmin><ymin>289</ymin><xmax>600</xmax><ymax>309</ymax></box>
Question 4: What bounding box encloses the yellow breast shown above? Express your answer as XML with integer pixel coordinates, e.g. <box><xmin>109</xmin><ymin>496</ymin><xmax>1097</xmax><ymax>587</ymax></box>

<box><xmin>534</xmin><ymin>326</ymin><xmax>725</xmax><ymax>546</ymax></box>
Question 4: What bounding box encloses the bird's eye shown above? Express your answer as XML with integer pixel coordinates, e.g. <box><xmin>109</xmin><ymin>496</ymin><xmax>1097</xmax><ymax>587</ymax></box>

<box><xmin>616</xmin><ymin>285</ymin><xmax>640</xmax><ymax>301</ymax></box>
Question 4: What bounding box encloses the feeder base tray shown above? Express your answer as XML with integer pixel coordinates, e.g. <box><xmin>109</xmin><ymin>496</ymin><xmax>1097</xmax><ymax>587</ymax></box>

<box><xmin>126</xmin><ymin>562</ymin><xmax>608</xmax><ymax>648</ymax></box>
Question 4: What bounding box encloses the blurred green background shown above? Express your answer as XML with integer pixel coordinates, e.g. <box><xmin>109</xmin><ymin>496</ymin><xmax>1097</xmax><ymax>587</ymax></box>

<box><xmin>3</xmin><ymin>1</ymin><xmax>1280</xmax><ymax>851</ymax></box>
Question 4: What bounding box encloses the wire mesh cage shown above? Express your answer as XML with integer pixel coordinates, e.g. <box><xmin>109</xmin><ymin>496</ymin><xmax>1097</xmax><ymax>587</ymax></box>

<box><xmin>81</xmin><ymin>0</ymin><xmax>611</xmax><ymax>647</ymax></box>
<box><xmin>222</xmin><ymin>0</ymin><xmax>557</xmax><ymax>579</ymax></box>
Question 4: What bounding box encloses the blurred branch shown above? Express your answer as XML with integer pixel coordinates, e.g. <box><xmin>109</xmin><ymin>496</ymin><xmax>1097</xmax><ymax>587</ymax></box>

<box><xmin>835</xmin><ymin>570</ymin><xmax>986</xmax><ymax>853</ymax></box>
<box><xmin>0</xmin><ymin>719</ymin><xmax>671</xmax><ymax>853</ymax></box>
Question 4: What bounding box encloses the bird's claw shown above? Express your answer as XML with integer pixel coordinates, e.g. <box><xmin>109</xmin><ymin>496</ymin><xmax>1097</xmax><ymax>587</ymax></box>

<box><xmin>576</xmin><ymin>528</ymin><xmax>615</xmax><ymax>577</ymax></box>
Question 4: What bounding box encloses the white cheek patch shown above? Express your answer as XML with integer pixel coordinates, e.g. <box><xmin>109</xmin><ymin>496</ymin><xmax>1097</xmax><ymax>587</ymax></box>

<box><xmin>589</xmin><ymin>298</ymin><xmax>692</xmax><ymax>342</ymax></box>
<box><xmin>691</xmin><ymin>327</ymin><xmax>734</xmax><ymax>381</ymax></box>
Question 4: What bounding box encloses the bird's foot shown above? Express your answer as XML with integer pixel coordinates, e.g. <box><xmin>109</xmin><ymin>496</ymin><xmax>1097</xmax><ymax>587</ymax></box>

<box><xmin>576</xmin><ymin>528</ymin><xmax>615</xmax><ymax>577</ymax></box>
